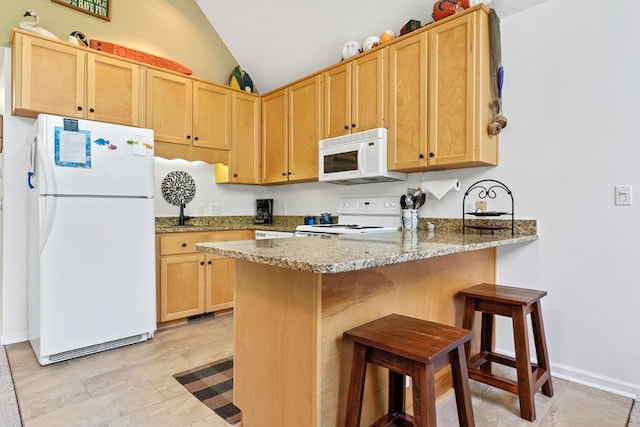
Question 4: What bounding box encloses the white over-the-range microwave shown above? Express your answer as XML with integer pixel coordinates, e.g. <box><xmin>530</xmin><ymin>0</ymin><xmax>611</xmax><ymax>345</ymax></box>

<box><xmin>318</xmin><ymin>128</ymin><xmax>407</xmax><ymax>184</ymax></box>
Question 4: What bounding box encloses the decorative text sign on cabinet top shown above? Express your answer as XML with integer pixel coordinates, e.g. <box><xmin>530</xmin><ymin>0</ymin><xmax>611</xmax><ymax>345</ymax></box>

<box><xmin>52</xmin><ymin>0</ymin><xmax>111</xmax><ymax>21</ymax></box>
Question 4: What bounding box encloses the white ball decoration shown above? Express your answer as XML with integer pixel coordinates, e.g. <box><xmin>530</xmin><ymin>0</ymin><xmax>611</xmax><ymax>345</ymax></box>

<box><xmin>341</xmin><ymin>40</ymin><xmax>362</xmax><ymax>60</ymax></box>
<box><xmin>363</xmin><ymin>36</ymin><xmax>380</xmax><ymax>51</ymax></box>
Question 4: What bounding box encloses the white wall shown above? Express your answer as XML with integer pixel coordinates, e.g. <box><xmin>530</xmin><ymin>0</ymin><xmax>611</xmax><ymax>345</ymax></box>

<box><xmin>3</xmin><ymin>0</ymin><xmax>639</xmax><ymax>399</ymax></box>
<box><xmin>0</xmin><ymin>48</ymin><xmax>36</xmax><ymax>344</ymax></box>
<box><xmin>494</xmin><ymin>0</ymin><xmax>640</xmax><ymax>397</ymax></box>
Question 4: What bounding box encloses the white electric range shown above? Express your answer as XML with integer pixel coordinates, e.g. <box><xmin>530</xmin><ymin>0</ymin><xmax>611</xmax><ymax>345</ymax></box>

<box><xmin>295</xmin><ymin>196</ymin><xmax>401</xmax><ymax>237</ymax></box>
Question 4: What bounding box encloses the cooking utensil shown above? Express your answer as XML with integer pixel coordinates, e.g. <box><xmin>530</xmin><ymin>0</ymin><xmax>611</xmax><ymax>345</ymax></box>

<box><xmin>405</xmin><ymin>195</ymin><xmax>414</xmax><ymax>208</ymax></box>
<box><xmin>400</xmin><ymin>194</ymin><xmax>407</xmax><ymax>209</ymax></box>
<box><xmin>415</xmin><ymin>193</ymin><xmax>426</xmax><ymax>209</ymax></box>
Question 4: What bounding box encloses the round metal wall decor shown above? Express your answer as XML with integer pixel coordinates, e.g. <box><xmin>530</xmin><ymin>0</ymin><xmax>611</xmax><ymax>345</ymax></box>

<box><xmin>161</xmin><ymin>171</ymin><xmax>196</xmax><ymax>207</ymax></box>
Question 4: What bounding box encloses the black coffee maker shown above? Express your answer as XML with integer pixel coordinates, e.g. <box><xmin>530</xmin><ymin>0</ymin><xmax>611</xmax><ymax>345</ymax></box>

<box><xmin>255</xmin><ymin>199</ymin><xmax>273</xmax><ymax>224</ymax></box>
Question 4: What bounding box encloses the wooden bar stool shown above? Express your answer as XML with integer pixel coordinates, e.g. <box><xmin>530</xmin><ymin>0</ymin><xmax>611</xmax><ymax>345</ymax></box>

<box><xmin>343</xmin><ymin>314</ymin><xmax>475</xmax><ymax>427</ymax></box>
<box><xmin>459</xmin><ymin>283</ymin><xmax>553</xmax><ymax>422</ymax></box>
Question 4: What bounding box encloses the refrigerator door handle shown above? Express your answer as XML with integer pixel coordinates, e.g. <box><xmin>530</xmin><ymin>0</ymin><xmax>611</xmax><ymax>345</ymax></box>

<box><xmin>36</xmin><ymin>137</ymin><xmax>58</xmax><ymax>254</ymax></box>
<box><xmin>36</xmin><ymin>135</ymin><xmax>58</xmax><ymax>195</ymax></box>
<box><xmin>40</xmin><ymin>195</ymin><xmax>56</xmax><ymax>255</ymax></box>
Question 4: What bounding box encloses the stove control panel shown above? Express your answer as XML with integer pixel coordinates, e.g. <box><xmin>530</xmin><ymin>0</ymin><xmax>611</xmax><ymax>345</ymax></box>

<box><xmin>337</xmin><ymin>197</ymin><xmax>400</xmax><ymax>215</ymax></box>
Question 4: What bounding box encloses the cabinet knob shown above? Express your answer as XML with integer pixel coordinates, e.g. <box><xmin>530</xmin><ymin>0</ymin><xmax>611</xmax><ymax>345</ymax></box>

<box><xmin>429</xmin><ymin>152</ymin><xmax>435</xmax><ymax>157</ymax></box>
<box><xmin>186</xmin><ymin>135</ymin><xmax>191</xmax><ymax>139</ymax></box>
<box><xmin>77</xmin><ymin>106</ymin><xmax>83</xmax><ymax>111</ymax></box>
<box><xmin>351</xmin><ymin>123</ymin><xmax>356</xmax><ymax>128</ymax></box>
<box><xmin>288</xmin><ymin>171</ymin><xmax>293</xmax><ymax>175</ymax></box>
<box><xmin>282</xmin><ymin>172</ymin><xmax>287</xmax><ymax>176</ymax></box>
<box><xmin>89</xmin><ymin>108</ymin><xmax>95</xmax><ymax>113</ymax></box>
<box><xmin>194</xmin><ymin>136</ymin><xmax>199</xmax><ymax>141</ymax></box>
<box><xmin>200</xmin><ymin>261</ymin><xmax>205</xmax><ymax>265</ymax></box>
<box><xmin>419</xmin><ymin>153</ymin><xmax>425</xmax><ymax>159</ymax></box>
<box><xmin>181</xmin><ymin>243</ymin><xmax>187</xmax><ymax>247</ymax></box>
<box><xmin>207</xmin><ymin>260</ymin><xmax>212</xmax><ymax>265</ymax></box>
<box><xmin>233</xmin><ymin>173</ymin><xmax>238</xmax><ymax>178</ymax></box>
<box><xmin>344</xmin><ymin>125</ymin><xmax>349</xmax><ymax>130</ymax></box>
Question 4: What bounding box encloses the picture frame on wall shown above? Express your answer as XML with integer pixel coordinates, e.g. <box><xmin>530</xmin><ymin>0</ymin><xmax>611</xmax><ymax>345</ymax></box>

<box><xmin>51</xmin><ymin>0</ymin><xmax>111</xmax><ymax>21</ymax></box>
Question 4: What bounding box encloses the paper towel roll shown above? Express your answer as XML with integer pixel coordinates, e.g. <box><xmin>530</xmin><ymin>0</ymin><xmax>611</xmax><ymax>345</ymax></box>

<box><xmin>420</xmin><ymin>179</ymin><xmax>460</xmax><ymax>200</ymax></box>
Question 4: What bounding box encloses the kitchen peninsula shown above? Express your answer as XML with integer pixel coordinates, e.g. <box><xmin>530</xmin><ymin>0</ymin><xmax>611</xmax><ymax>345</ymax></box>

<box><xmin>195</xmin><ymin>230</ymin><xmax>537</xmax><ymax>426</ymax></box>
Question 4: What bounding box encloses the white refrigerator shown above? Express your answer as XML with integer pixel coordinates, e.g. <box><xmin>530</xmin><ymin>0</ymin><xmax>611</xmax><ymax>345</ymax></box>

<box><xmin>26</xmin><ymin>114</ymin><xmax>156</xmax><ymax>365</ymax></box>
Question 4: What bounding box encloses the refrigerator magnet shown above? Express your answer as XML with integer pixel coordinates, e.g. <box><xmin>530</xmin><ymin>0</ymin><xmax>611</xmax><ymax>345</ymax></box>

<box><xmin>54</xmin><ymin>127</ymin><xmax>91</xmax><ymax>168</ymax></box>
<box><xmin>94</xmin><ymin>138</ymin><xmax>117</xmax><ymax>150</ymax></box>
<box><xmin>129</xmin><ymin>136</ymin><xmax>149</xmax><ymax>156</ymax></box>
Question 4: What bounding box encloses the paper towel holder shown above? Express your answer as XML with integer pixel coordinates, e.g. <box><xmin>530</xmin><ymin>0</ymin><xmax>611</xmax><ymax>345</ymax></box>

<box><xmin>462</xmin><ymin>179</ymin><xmax>514</xmax><ymax>235</ymax></box>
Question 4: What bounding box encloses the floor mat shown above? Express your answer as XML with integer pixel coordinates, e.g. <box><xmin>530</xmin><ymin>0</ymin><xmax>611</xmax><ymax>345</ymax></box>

<box><xmin>173</xmin><ymin>356</ymin><xmax>240</xmax><ymax>425</ymax></box>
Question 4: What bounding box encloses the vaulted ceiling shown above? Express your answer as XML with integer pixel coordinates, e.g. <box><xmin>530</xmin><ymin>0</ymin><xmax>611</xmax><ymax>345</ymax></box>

<box><xmin>195</xmin><ymin>0</ymin><xmax>551</xmax><ymax>94</ymax></box>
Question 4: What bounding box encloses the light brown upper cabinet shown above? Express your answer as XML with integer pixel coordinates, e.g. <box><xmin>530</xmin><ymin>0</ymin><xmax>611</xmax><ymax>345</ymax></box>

<box><xmin>229</xmin><ymin>91</ymin><xmax>261</xmax><ymax>184</ymax></box>
<box><xmin>388</xmin><ymin>7</ymin><xmax>497</xmax><ymax>172</ymax></box>
<box><xmin>146</xmin><ymin>68</ymin><xmax>232</xmax><ymax>164</ymax></box>
<box><xmin>12</xmin><ymin>29</ymin><xmax>141</xmax><ymax>127</ymax></box>
<box><xmin>323</xmin><ymin>49</ymin><xmax>386</xmax><ymax>138</ymax></box>
<box><xmin>262</xmin><ymin>74</ymin><xmax>322</xmax><ymax>184</ymax></box>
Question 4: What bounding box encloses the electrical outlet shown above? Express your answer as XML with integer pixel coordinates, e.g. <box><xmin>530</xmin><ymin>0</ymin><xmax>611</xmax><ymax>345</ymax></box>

<box><xmin>210</xmin><ymin>203</ymin><xmax>222</xmax><ymax>215</ymax></box>
<box><xmin>475</xmin><ymin>201</ymin><xmax>487</xmax><ymax>212</ymax></box>
<box><xmin>615</xmin><ymin>185</ymin><xmax>632</xmax><ymax>206</ymax></box>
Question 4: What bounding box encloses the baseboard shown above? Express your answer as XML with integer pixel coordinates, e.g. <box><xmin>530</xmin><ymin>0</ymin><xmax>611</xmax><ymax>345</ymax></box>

<box><xmin>496</xmin><ymin>347</ymin><xmax>640</xmax><ymax>399</ymax></box>
<box><xmin>0</xmin><ymin>331</ymin><xmax>28</xmax><ymax>345</ymax></box>
<box><xmin>550</xmin><ymin>361</ymin><xmax>640</xmax><ymax>399</ymax></box>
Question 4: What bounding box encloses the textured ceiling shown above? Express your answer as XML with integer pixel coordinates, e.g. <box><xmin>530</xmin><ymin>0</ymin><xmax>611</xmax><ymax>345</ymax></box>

<box><xmin>195</xmin><ymin>0</ymin><xmax>551</xmax><ymax>94</ymax></box>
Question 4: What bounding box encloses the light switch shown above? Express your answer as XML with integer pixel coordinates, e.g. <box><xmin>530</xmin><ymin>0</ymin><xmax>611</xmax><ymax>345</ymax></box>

<box><xmin>615</xmin><ymin>185</ymin><xmax>632</xmax><ymax>206</ymax></box>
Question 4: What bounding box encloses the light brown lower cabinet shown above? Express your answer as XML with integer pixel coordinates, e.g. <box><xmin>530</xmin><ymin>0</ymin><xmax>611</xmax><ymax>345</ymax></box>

<box><xmin>156</xmin><ymin>230</ymin><xmax>252</xmax><ymax>322</ymax></box>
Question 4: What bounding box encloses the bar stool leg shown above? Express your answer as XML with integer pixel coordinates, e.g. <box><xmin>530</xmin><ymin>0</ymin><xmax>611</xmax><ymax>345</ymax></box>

<box><xmin>461</xmin><ymin>298</ymin><xmax>476</xmax><ymax>360</ymax></box>
<box><xmin>388</xmin><ymin>371</ymin><xmax>406</xmax><ymax>416</ymax></box>
<box><xmin>531</xmin><ymin>301</ymin><xmax>554</xmax><ymax>397</ymax></box>
<box><xmin>480</xmin><ymin>312</ymin><xmax>494</xmax><ymax>373</ymax></box>
<box><xmin>411</xmin><ymin>362</ymin><xmax>436</xmax><ymax>427</ymax></box>
<box><xmin>345</xmin><ymin>342</ymin><xmax>368</xmax><ymax>427</ymax></box>
<box><xmin>450</xmin><ymin>344</ymin><xmax>476</xmax><ymax>427</ymax></box>
<box><xmin>511</xmin><ymin>305</ymin><xmax>535</xmax><ymax>421</ymax></box>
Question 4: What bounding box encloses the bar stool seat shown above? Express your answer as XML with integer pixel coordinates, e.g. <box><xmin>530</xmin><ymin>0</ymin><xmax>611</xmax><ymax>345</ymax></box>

<box><xmin>343</xmin><ymin>313</ymin><xmax>475</xmax><ymax>427</ymax></box>
<box><xmin>459</xmin><ymin>283</ymin><xmax>553</xmax><ymax>422</ymax></box>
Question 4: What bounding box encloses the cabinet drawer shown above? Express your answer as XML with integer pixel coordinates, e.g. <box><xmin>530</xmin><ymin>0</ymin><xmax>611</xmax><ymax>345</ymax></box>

<box><xmin>159</xmin><ymin>230</ymin><xmax>251</xmax><ymax>255</ymax></box>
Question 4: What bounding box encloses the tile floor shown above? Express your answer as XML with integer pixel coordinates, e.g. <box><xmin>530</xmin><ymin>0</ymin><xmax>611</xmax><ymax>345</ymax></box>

<box><xmin>5</xmin><ymin>313</ymin><xmax>637</xmax><ymax>427</ymax></box>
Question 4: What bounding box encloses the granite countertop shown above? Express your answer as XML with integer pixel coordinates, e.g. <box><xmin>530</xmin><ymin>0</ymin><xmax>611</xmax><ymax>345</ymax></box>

<box><xmin>155</xmin><ymin>216</ymin><xmax>299</xmax><ymax>233</ymax></box>
<box><xmin>195</xmin><ymin>230</ymin><xmax>537</xmax><ymax>274</ymax></box>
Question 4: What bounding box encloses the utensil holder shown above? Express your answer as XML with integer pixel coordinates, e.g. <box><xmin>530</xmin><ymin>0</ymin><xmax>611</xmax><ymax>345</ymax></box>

<box><xmin>401</xmin><ymin>209</ymin><xmax>418</xmax><ymax>230</ymax></box>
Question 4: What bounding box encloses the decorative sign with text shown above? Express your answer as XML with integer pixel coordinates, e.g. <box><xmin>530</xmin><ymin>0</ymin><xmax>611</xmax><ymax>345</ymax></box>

<box><xmin>51</xmin><ymin>0</ymin><xmax>111</xmax><ymax>21</ymax></box>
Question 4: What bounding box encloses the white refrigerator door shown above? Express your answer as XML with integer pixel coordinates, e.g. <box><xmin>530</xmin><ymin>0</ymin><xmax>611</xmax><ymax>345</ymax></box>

<box><xmin>31</xmin><ymin>114</ymin><xmax>154</xmax><ymax>197</ymax></box>
<box><xmin>36</xmin><ymin>196</ymin><xmax>156</xmax><ymax>358</ymax></box>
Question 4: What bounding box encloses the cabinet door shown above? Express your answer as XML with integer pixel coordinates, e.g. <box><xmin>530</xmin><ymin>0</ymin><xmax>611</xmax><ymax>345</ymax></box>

<box><xmin>352</xmin><ymin>49</ymin><xmax>386</xmax><ymax>133</ymax></box>
<box><xmin>323</xmin><ymin>62</ymin><xmax>351</xmax><ymax>138</ymax></box>
<box><xmin>231</xmin><ymin>92</ymin><xmax>261</xmax><ymax>184</ymax></box>
<box><xmin>12</xmin><ymin>33</ymin><xmax>85</xmax><ymax>118</ymax></box>
<box><xmin>86</xmin><ymin>54</ymin><xmax>141</xmax><ymax>126</ymax></box>
<box><xmin>205</xmin><ymin>254</ymin><xmax>235</xmax><ymax>312</ymax></box>
<box><xmin>159</xmin><ymin>254</ymin><xmax>205</xmax><ymax>321</ymax></box>
<box><xmin>146</xmin><ymin>69</ymin><xmax>193</xmax><ymax>146</ymax></box>
<box><xmin>193</xmin><ymin>82</ymin><xmax>232</xmax><ymax>150</ymax></box>
<box><xmin>428</xmin><ymin>13</ymin><xmax>475</xmax><ymax>166</ymax></box>
<box><xmin>288</xmin><ymin>75</ymin><xmax>322</xmax><ymax>182</ymax></box>
<box><xmin>388</xmin><ymin>33</ymin><xmax>429</xmax><ymax>171</ymax></box>
<box><xmin>261</xmin><ymin>88</ymin><xmax>288</xmax><ymax>184</ymax></box>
